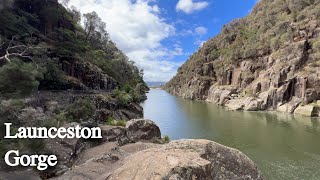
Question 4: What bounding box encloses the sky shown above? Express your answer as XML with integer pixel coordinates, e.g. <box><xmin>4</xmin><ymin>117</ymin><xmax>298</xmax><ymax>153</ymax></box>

<box><xmin>66</xmin><ymin>0</ymin><xmax>258</xmax><ymax>82</ymax></box>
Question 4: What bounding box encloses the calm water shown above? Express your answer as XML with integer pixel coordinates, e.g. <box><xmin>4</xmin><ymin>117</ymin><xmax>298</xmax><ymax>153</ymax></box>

<box><xmin>141</xmin><ymin>89</ymin><xmax>320</xmax><ymax>180</ymax></box>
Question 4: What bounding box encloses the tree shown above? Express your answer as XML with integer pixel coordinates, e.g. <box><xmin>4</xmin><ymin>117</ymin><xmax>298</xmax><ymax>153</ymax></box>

<box><xmin>83</xmin><ymin>11</ymin><xmax>99</xmax><ymax>41</ymax></box>
<box><xmin>0</xmin><ymin>60</ymin><xmax>40</xmax><ymax>97</ymax></box>
<box><xmin>0</xmin><ymin>36</ymin><xmax>45</xmax><ymax>67</ymax></box>
<box><xmin>0</xmin><ymin>0</ymin><xmax>14</xmax><ymax>10</ymax></box>
<box><xmin>83</xmin><ymin>11</ymin><xmax>109</xmax><ymax>46</ymax></box>
<box><xmin>70</xmin><ymin>6</ymin><xmax>81</xmax><ymax>24</ymax></box>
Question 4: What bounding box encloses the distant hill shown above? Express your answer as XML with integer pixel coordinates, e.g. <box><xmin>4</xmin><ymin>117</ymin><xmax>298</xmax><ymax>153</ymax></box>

<box><xmin>146</xmin><ymin>81</ymin><xmax>166</xmax><ymax>87</ymax></box>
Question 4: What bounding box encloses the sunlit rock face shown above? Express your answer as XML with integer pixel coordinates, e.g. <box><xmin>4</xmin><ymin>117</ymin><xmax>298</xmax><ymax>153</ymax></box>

<box><xmin>164</xmin><ymin>0</ymin><xmax>320</xmax><ymax>116</ymax></box>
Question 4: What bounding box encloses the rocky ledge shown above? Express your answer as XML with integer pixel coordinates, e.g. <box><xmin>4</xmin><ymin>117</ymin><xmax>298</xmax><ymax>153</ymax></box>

<box><xmin>0</xmin><ymin>119</ymin><xmax>264</xmax><ymax>180</ymax></box>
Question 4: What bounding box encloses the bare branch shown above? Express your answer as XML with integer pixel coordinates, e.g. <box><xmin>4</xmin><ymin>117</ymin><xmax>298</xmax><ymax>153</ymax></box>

<box><xmin>0</xmin><ymin>36</ymin><xmax>42</xmax><ymax>68</ymax></box>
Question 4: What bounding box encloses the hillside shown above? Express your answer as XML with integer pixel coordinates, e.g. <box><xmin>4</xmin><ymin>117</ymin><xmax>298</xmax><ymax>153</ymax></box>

<box><xmin>0</xmin><ymin>0</ymin><xmax>149</xmax><ymax>172</ymax></box>
<box><xmin>0</xmin><ymin>0</ymin><xmax>147</xmax><ymax>94</ymax></box>
<box><xmin>165</xmin><ymin>0</ymin><xmax>320</xmax><ymax>117</ymax></box>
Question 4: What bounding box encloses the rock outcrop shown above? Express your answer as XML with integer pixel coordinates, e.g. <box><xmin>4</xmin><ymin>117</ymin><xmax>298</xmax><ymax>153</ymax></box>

<box><xmin>164</xmin><ymin>0</ymin><xmax>320</xmax><ymax>117</ymax></box>
<box><xmin>125</xmin><ymin>119</ymin><xmax>161</xmax><ymax>143</ymax></box>
<box><xmin>62</xmin><ymin>61</ymin><xmax>117</xmax><ymax>91</ymax></box>
<box><xmin>54</xmin><ymin>139</ymin><xmax>264</xmax><ymax>180</ymax></box>
<box><xmin>1</xmin><ymin>119</ymin><xmax>264</xmax><ymax>179</ymax></box>
<box><xmin>107</xmin><ymin>139</ymin><xmax>263</xmax><ymax>180</ymax></box>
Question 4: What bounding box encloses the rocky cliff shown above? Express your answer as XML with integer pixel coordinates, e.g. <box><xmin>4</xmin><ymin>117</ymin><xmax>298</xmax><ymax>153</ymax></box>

<box><xmin>165</xmin><ymin>0</ymin><xmax>320</xmax><ymax>117</ymax></box>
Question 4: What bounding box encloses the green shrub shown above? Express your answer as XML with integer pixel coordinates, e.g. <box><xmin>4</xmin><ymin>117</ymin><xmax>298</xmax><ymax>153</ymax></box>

<box><xmin>313</xmin><ymin>40</ymin><xmax>320</xmax><ymax>51</ymax></box>
<box><xmin>66</xmin><ymin>98</ymin><xmax>95</xmax><ymax>122</ymax></box>
<box><xmin>19</xmin><ymin>139</ymin><xmax>46</xmax><ymax>154</ymax></box>
<box><xmin>0</xmin><ymin>60</ymin><xmax>41</xmax><ymax>98</ymax></box>
<box><xmin>39</xmin><ymin>59</ymin><xmax>66</xmax><ymax>90</ymax></box>
<box><xmin>106</xmin><ymin>117</ymin><xmax>126</xmax><ymax>127</ymax></box>
<box><xmin>163</xmin><ymin>135</ymin><xmax>170</xmax><ymax>143</ymax></box>
<box><xmin>114</xmin><ymin>88</ymin><xmax>133</xmax><ymax>107</ymax></box>
<box><xmin>43</xmin><ymin>112</ymin><xmax>67</xmax><ymax>128</ymax></box>
<box><xmin>0</xmin><ymin>140</ymin><xmax>8</xmax><ymax>158</ymax></box>
<box><xmin>270</xmin><ymin>37</ymin><xmax>280</xmax><ymax>51</ymax></box>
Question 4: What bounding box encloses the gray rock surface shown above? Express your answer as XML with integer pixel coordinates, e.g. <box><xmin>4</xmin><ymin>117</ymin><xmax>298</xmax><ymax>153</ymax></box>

<box><xmin>126</xmin><ymin>119</ymin><xmax>161</xmax><ymax>142</ymax></box>
<box><xmin>107</xmin><ymin>139</ymin><xmax>264</xmax><ymax>180</ymax></box>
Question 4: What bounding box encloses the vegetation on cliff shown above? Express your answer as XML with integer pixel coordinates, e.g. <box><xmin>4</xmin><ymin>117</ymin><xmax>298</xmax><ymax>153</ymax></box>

<box><xmin>0</xmin><ymin>0</ymin><xmax>147</xmax><ymax>97</ymax></box>
<box><xmin>165</xmin><ymin>0</ymin><xmax>320</xmax><ymax>116</ymax></box>
<box><xmin>0</xmin><ymin>0</ymin><xmax>148</xmax><ymax>169</ymax></box>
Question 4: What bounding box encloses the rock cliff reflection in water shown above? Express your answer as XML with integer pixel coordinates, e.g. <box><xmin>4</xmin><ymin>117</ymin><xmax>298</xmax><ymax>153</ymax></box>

<box><xmin>141</xmin><ymin>89</ymin><xmax>320</xmax><ymax>180</ymax></box>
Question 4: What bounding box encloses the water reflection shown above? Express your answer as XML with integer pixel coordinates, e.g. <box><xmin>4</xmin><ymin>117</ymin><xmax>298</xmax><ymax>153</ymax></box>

<box><xmin>141</xmin><ymin>89</ymin><xmax>320</xmax><ymax>180</ymax></box>
<box><xmin>142</xmin><ymin>90</ymin><xmax>320</xmax><ymax>180</ymax></box>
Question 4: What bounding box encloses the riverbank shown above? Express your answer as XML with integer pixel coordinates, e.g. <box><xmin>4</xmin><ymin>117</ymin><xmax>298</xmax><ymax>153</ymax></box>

<box><xmin>142</xmin><ymin>89</ymin><xmax>320</xmax><ymax>180</ymax></box>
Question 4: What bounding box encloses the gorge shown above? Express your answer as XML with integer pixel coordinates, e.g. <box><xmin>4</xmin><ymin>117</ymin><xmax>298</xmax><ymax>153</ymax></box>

<box><xmin>164</xmin><ymin>0</ymin><xmax>320</xmax><ymax>117</ymax></box>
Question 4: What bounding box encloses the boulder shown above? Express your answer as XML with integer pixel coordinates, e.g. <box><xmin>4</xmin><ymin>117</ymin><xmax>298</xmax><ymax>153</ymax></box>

<box><xmin>126</xmin><ymin>119</ymin><xmax>161</xmax><ymax>142</ymax></box>
<box><xmin>219</xmin><ymin>89</ymin><xmax>234</xmax><ymax>105</ymax></box>
<box><xmin>100</xmin><ymin>125</ymin><xmax>127</xmax><ymax>142</ymax></box>
<box><xmin>294</xmin><ymin>104</ymin><xmax>320</xmax><ymax>117</ymax></box>
<box><xmin>225</xmin><ymin>97</ymin><xmax>264</xmax><ymax>111</ymax></box>
<box><xmin>207</xmin><ymin>86</ymin><xmax>237</xmax><ymax>105</ymax></box>
<box><xmin>107</xmin><ymin>139</ymin><xmax>264</xmax><ymax>180</ymax></box>
<box><xmin>207</xmin><ymin>87</ymin><xmax>224</xmax><ymax>104</ymax></box>
<box><xmin>45</xmin><ymin>123</ymin><xmax>85</xmax><ymax>168</ymax></box>
<box><xmin>225</xmin><ymin>99</ymin><xmax>245</xmax><ymax>111</ymax></box>
<box><xmin>304</xmin><ymin>88</ymin><xmax>318</xmax><ymax>104</ymax></box>
<box><xmin>243</xmin><ymin>97</ymin><xmax>264</xmax><ymax>111</ymax></box>
<box><xmin>277</xmin><ymin>97</ymin><xmax>302</xmax><ymax>114</ymax></box>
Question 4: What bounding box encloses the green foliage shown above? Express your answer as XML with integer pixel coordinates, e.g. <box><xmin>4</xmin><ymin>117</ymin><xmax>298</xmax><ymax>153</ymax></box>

<box><xmin>19</xmin><ymin>139</ymin><xmax>46</xmax><ymax>154</ymax></box>
<box><xmin>0</xmin><ymin>10</ymin><xmax>37</xmax><ymax>37</ymax></box>
<box><xmin>66</xmin><ymin>98</ymin><xmax>96</xmax><ymax>122</ymax></box>
<box><xmin>0</xmin><ymin>99</ymin><xmax>25</xmax><ymax>113</ymax></box>
<box><xmin>313</xmin><ymin>39</ymin><xmax>320</xmax><ymax>51</ymax></box>
<box><xmin>270</xmin><ymin>37</ymin><xmax>280</xmax><ymax>51</ymax></box>
<box><xmin>163</xmin><ymin>135</ymin><xmax>170</xmax><ymax>143</ymax></box>
<box><xmin>0</xmin><ymin>0</ymin><xmax>147</xmax><ymax>96</ymax></box>
<box><xmin>0</xmin><ymin>140</ymin><xmax>8</xmax><ymax>158</ymax></box>
<box><xmin>43</xmin><ymin>111</ymin><xmax>67</xmax><ymax>128</ymax></box>
<box><xmin>0</xmin><ymin>60</ymin><xmax>41</xmax><ymax>98</ymax></box>
<box><xmin>114</xmin><ymin>88</ymin><xmax>133</xmax><ymax>107</ymax></box>
<box><xmin>40</xmin><ymin>59</ymin><xmax>66</xmax><ymax>90</ymax></box>
<box><xmin>106</xmin><ymin>117</ymin><xmax>126</xmax><ymax>127</ymax></box>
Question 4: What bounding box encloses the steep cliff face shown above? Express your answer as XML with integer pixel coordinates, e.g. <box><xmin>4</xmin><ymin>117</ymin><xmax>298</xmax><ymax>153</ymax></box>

<box><xmin>165</xmin><ymin>0</ymin><xmax>320</xmax><ymax>116</ymax></box>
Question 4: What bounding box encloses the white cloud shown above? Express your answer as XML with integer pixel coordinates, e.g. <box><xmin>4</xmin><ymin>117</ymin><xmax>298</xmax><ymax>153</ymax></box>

<box><xmin>194</xmin><ymin>39</ymin><xmax>206</xmax><ymax>47</ymax></box>
<box><xmin>67</xmin><ymin>0</ymin><xmax>182</xmax><ymax>82</ymax></box>
<box><xmin>176</xmin><ymin>0</ymin><xmax>209</xmax><ymax>14</ymax></box>
<box><xmin>195</xmin><ymin>26</ymin><xmax>207</xmax><ymax>36</ymax></box>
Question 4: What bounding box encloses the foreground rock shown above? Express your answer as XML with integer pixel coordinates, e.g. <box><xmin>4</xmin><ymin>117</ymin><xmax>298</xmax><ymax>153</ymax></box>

<box><xmin>2</xmin><ymin>119</ymin><xmax>264</xmax><ymax>180</ymax></box>
<box><xmin>107</xmin><ymin>139</ymin><xmax>263</xmax><ymax>180</ymax></box>
<box><xmin>125</xmin><ymin>119</ymin><xmax>161</xmax><ymax>142</ymax></box>
<box><xmin>56</xmin><ymin>139</ymin><xmax>264</xmax><ymax>180</ymax></box>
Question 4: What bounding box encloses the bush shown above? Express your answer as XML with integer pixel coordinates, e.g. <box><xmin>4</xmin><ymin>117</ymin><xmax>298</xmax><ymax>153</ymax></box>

<box><xmin>66</xmin><ymin>98</ymin><xmax>95</xmax><ymax>122</ymax></box>
<box><xmin>0</xmin><ymin>60</ymin><xmax>41</xmax><ymax>98</ymax></box>
<box><xmin>270</xmin><ymin>37</ymin><xmax>280</xmax><ymax>51</ymax></box>
<box><xmin>114</xmin><ymin>88</ymin><xmax>133</xmax><ymax>107</ymax></box>
<box><xmin>313</xmin><ymin>39</ymin><xmax>320</xmax><ymax>51</ymax></box>
<box><xmin>43</xmin><ymin>112</ymin><xmax>67</xmax><ymax>128</ymax></box>
<box><xmin>19</xmin><ymin>139</ymin><xmax>46</xmax><ymax>154</ymax></box>
<box><xmin>106</xmin><ymin>117</ymin><xmax>126</xmax><ymax>127</ymax></box>
<box><xmin>163</xmin><ymin>135</ymin><xmax>170</xmax><ymax>143</ymax></box>
<box><xmin>39</xmin><ymin>59</ymin><xmax>66</xmax><ymax>90</ymax></box>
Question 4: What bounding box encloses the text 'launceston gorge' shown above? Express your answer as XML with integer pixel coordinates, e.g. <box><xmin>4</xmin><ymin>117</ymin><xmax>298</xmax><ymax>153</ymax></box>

<box><xmin>3</xmin><ymin>123</ymin><xmax>102</xmax><ymax>171</ymax></box>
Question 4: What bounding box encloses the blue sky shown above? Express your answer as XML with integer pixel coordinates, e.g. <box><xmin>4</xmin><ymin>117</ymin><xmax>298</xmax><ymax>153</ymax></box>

<box><xmin>67</xmin><ymin>0</ymin><xmax>258</xmax><ymax>82</ymax></box>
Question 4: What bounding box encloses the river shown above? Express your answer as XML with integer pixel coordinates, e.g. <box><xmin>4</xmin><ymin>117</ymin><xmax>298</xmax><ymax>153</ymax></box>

<box><xmin>141</xmin><ymin>89</ymin><xmax>320</xmax><ymax>180</ymax></box>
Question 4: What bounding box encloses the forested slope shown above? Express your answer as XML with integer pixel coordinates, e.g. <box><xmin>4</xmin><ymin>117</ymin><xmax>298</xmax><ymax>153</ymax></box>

<box><xmin>0</xmin><ymin>0</ymin><xmax>147</xmax><ymax>96</ymax></box>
